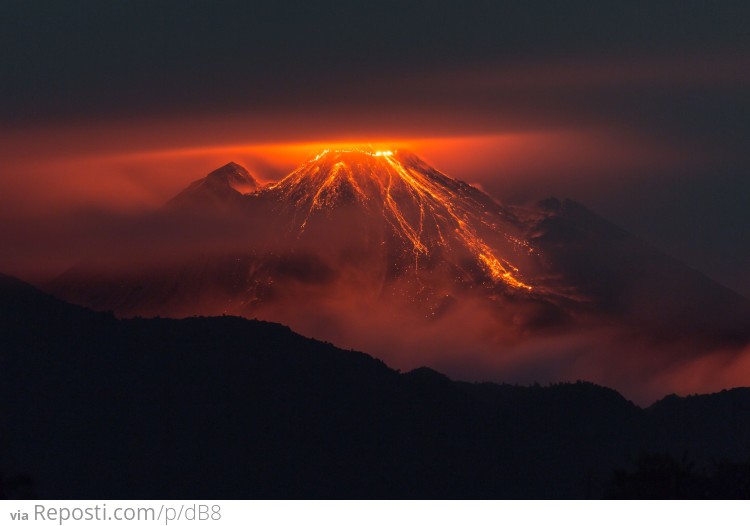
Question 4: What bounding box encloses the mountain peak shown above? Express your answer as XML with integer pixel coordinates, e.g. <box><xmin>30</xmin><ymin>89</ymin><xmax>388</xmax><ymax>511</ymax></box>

<box><xmin>266</xmin><ymin>148</ymin><xmax>534</xmax><ymax>290</ymax></box>
<box><xmin>167</xmin><ymin>162</ymin><xmax>258</xmax><ymax>208</ymax></box>
<box><xmin>274</xmin><ymin>148</ymin><xmax>452</xmax><ymax>198</ymax></box>
<box><xmin>311</xmin><ymin>147</ymin><xmax>396</xmax><ymax>159</ymax></box>
<box><xmin>205</xmin><ymin>162</ymin><xmax>258</xmax><ymax>192</ymax></box>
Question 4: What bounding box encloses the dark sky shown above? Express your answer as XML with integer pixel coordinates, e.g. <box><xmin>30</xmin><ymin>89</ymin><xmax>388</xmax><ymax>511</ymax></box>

<box><xmin>2</xmin><ymin>0</ymin><xmax>748</xmax><ymax>122</ymax></box>
<box><xmin>1</xmin><ymin>0</ymin><xmax>749</xmax><ymax>295</ymax></box>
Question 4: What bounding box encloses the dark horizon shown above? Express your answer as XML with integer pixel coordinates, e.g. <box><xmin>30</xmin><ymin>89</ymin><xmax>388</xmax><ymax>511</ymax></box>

<box><xmin>4</xmin><ymin>271</ymin><xmax>750</xmax><ymax>499</ymax></box>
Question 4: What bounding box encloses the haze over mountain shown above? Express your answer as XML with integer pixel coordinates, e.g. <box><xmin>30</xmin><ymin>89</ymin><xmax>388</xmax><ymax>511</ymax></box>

<box><xmin>48</xmin><ymin>150</ymin><xmax>750</xmax><ymax>402</ymax></box>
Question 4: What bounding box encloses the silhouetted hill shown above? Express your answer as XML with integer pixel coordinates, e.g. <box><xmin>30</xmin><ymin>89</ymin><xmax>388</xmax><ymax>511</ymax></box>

<box><xmin>1</xmin><ymin>273</ymin><xmax>749</xmax><ymax>498</ymax></box>
<box><xmin>607</xmin><ymin>452</ymin><xmax>750</xmax><ymax>499</ymax></box>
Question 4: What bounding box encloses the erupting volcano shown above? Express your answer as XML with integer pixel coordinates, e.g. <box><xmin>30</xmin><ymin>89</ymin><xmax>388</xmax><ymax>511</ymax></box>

<box><xmin>48</xmin><ymin>147</ymin><xmax>750</xmax><ymax>399</ymax></box>
<box><xmin>268</xmin><ymin>149</ymin><xmax>533</xmax><ymax>290</ymax></box>
<box><xmin>55</xmin><ymin>148</ymin><xmax>555</xmax><ymax>321</ymax></box>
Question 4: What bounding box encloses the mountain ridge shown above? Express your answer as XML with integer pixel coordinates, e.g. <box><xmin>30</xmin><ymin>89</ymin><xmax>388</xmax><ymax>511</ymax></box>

<box><xmin>3</xmin><ymin>273</ymin><xmax>750</xmax><ymax>498</ymax></box>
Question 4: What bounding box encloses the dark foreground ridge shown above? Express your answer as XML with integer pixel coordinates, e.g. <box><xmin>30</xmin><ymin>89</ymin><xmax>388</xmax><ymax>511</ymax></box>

<box><xmin>2</xmin><ymin>273</ymin><xmax>750</xmax><ymax>499</ymax></box>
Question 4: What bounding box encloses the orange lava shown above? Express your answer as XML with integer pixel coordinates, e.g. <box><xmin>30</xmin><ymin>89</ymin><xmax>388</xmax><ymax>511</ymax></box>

<box><xmin>269</xmin><ymin>148</ymin><xmax>532</xmax><ymax>290</ymax></box>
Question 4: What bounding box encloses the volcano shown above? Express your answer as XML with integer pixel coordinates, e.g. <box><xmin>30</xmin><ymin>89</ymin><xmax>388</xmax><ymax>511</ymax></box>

<box><xmin>53</xmin><ymin>150</ymin><xmax>555</xmax><ymax>316</ymax></box>
<box><xmin>48</xmin><ymin>148</ymin><xmax>750</xmax><ymax>398</ymax></box>
<box><xmin>261</xmin><ymin>149</ymin><xmax>537</xmax><ymax>289</ymax></box>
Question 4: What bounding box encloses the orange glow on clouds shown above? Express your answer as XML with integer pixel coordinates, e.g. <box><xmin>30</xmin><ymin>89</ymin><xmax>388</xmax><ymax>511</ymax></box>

<box><xmin>0</xmin><ymin>128</ymin><xmax>701</xmax><ymax>220</ymax></box>
<box><xmin>0</xmin><ymin>125</ymin><xmax>709</xmax><ymax>285</ymax></box>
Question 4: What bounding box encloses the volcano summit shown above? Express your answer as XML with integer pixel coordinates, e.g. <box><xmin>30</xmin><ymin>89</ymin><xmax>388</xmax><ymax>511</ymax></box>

<box><xmin>266</xmin><ymin>149</ymin><xmax>534</xmax><ymax>289</ymax></box>
<box><xmin>49</xmin><ymin>148</ymin><xmax>750</xmax><ymax>400</ymax></box>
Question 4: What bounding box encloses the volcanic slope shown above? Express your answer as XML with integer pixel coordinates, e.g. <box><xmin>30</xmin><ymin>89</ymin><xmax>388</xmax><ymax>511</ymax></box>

<box><xmin>50</xmin><ymin>149</ymin><xmax>750</xmax><ymax>373</ymax></box>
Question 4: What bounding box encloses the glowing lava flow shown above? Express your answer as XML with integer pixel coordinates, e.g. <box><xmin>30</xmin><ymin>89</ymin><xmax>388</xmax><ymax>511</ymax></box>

<box><xmin>267</xmin><ymin>148</ymin><xmax>532</xmax><ymax>290</ymax></box>
<box><xmin>380</xmin><ymin>152</ymin><xmax>531</xmax><ymax>290</ymax></box>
